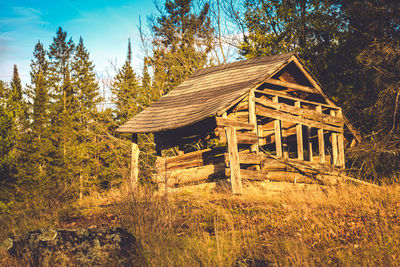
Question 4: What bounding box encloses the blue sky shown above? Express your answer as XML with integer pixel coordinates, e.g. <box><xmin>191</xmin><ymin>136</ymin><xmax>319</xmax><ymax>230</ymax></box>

<box><xmin>0</xmin><ymin>0</ymin><xmax>156</xmax><ymax>85</ymax></box>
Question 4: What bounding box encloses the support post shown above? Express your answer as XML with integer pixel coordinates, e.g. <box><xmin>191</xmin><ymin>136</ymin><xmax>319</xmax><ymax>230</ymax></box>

<box><xmin>225</xmin><ymin>126</ymin><xmax>242</xmax><ymax>194</ymax></box>
<box><xmin>130</xmin><ymin>133</ymin><xmax>139</xmax><ymax>190</ymax></box>
<box><xmin>249</xmin><ymin>89</ymin><xmax>259</xmax><ymax>153</ymax></box>
<box><xmin>316</xmin><ymin>106</ymin><xmax>325</xmax><ymax>164</ymax></box>
<box><xmin>337</xmin><ymin>109</ymin><xmax>345</xmax><ymax>168</ymax></box>
<box><xmin>273</xmin><ymin>96</ymin><xmax>282</xmax><ymax>158</ymax></box>
<box><xmin>306</xmin><ymin>127</ymin><xmax>313</xmax><ymax>161</ymax></box>
<box><xmin>282</xmin><ymin>122</ymin><xmax>289</xmax><ymax>160</ymax></box>
<box><xmin>295</xmin><ymin>101</ymin><xmax>304</xmax><ymax>160</ymax></box>
<box><xmin>330</xmin><ymin>110</ymin><xmax>338</xmax><ymax>166</ymax></box>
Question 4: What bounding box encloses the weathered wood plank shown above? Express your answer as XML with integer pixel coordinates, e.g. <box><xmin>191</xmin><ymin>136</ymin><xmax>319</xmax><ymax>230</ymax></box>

<box><xmin>225</xmin><ymin>127</ymin><xmax>242</xmax><ymax>194</ymax></box>
<box><xmin>295</xmin><ymin>101</ymin><xmax>304</xmax><ymax>160</ymax></box>
<box><xmin>218</xmin><ymin>129</ymin><xmax>258</xmax><ymax>144</ymax></box>
<box><xmin>272</xmin><ymin>96</ymin><xmax>282</xmax><ymax>158</ymax></box>
<box><xmin>266</xmin><ymin>78</ymin><xmax>318</xmax><ymax>94</ymax></box>
<box><xmin>248</xmin><ymin>89</ymin><xmax>259</xmax><ymax>153</ymax></box>
<box><xmin>330</xmin><ymin>110</ymin><xmax>338</xmax><ymax>166</ymax></box>
<box><xmin>225</xmin><ymin>151</ymin><xmax>262</xmax><ymax>165</ymax></box>
<box><xmin>130</xmin><ymin>134</ymin><xmax>139</xmax><ymax>190</ymax></box>
<box><xmin>337</xmin><ymin>109</ymin><xmax>345</xmax><ymax>168</ymax></box>
<box><xmin>306</xmin><ymin>126</ymin><xmax>313</xmax><ymax>161</ymax></box>
<box><xmin>226</xmin><ymin>168</ymin><xmax>315</xmax><ymax>184</ymax></box>
<box><xmin>316</xmin><ymin>106</ymin><xmax>325</xmax><ymax>164</ymax></box>
<box><xmin>254</xmin><ymin>89</ymin><xmax>340</xmax><ymax>110</ymax></box>
<box><xmin>255</xmin><ymin>98</ymin><xmax>344</xmax><ymax>127</ymax></box>
<box><xmin>154</xmin><ymin>163</ymin><xmax>225</xmax><ymax>186</ymax></box>
<box><xmin>255</xmin><ymin>104</ymin><xmax>343</xmax><ymax>133</ymax></box>
<box><xmin>216</xmin><ymin>117</ymin><xmax>255</xmax><ymax>130</ymax></box>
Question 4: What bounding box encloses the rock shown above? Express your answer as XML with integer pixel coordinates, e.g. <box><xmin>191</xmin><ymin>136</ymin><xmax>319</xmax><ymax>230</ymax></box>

<box><xmin>7</xmin><ymin>227</ymin><xmax>145</xmax><ymax>266</ymax></box>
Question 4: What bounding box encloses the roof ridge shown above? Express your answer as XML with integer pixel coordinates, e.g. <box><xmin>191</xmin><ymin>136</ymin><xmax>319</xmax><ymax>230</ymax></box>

<box><xmin>191</xmin><ymin>52</ymin><xmax>295</xmax><ymax>78</ymax></box>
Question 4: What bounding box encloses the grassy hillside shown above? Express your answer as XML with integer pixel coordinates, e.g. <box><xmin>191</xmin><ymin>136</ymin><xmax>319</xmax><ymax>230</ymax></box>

<box><xmin>2</xmin><ymin>182</ymin><xmax>400</xmax><ymax>266</ymax></box>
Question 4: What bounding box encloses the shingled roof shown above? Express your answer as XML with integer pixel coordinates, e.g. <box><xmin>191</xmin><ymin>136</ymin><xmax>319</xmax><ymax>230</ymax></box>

<box><xmin>116</xmin><ymin>52</ymin><xmax>296</xmax><ymax>133</ymax></box>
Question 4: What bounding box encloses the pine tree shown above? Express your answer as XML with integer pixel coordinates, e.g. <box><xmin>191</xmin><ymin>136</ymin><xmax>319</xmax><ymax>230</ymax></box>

<box><xmin>112</xmin><ymin>39</ymin><xmax>141</xmax><ymax>124</ymax></box>
<box><xmin>0</xmin><ymin>80</ymin><xmax>17</xmax><ymax>185</ymax></box>
<box><xmin>71</xmin><ymin>37</ymin><xmax>102</xmax><ymax>196</ymax></box>
<box><xmin>24</xmin><ymin>41</ymin><xmax>52</xmax><ymax>181</ymax></box>
<box><xmin>148</xmin><ymin>0</ymin><xmax>214</xmax><ymax>96</ymax></box>
<box><xmin>47</xmin><ymin>27</ymin><xmax>76</xmax><ymax>182</ymax></box>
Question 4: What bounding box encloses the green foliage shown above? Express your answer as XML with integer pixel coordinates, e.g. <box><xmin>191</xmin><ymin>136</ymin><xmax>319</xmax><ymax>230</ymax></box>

<box><xmin>148</xmin><ymin>0</ymin><xmax>214</xmax><ymax>95</ymax></box>
<box><xmin>112</xmin><ymin>39</ymin><xmax>141</xmax><ymax>124</ymax></box>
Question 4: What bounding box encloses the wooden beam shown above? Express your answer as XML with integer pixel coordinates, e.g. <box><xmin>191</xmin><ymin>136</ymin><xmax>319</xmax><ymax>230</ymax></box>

<box><xmin>255</xmin><ymin>98</ymin><xmax>344</xmax><ymax>127</ymax></box>
<box><xmin>218</xmin><ymin>129</ymin><xmax>258</xmax><ymax>144</ymax></box>
<box><xmin>255</xmin><ymin>104</ymin><xmax>343</xmax><ymax>133</ymax></box>
<box><xmin>248</xmin><ymin>89</ymin><xmax>259</xmax><ymax>153</ymax></box>
<box><xmin>306</xmin><ymin>127</ymin><xmax>313</xmax><ymax>162</ymax></box>
<box><xmin>225</xmin><ymin>127</ymin><xmax>242</xmax><ymax>194</ymax></box>
<box><xmin>254</xmin><ymin>89</ymin><xmax>339</xmax><ymax>110</ymax></box>
<box><xmin>337</xmin><ymin>109</ymin><xmax>345</xmax><ymax>168</ymax></box>
<box><xmin>295</xmin><ymin>101</ymin><xmax>304</xmax><ymax>160</ymax></box>
<box><xmin>282</xmin><ymin>123</ymin><xmax>289</xmax><ymax>160</ymax></box>
<box><xmin>216</xmin><ymin>117</ymin><xmax>255</xmax><ymax>131</ymax></box>
<box><xmin>330</xmin><ymin>110</ymin><xmax>338</xmax><ymax>166</ymax></box>
<box><xmin>130</xmin><ymin>134</ymin><xmax>139</xmax><ymax>190</ymax></box>
<box><xmin>154</xmin><ymin>162</ymin><xmax>225</xmax><ymax>186</ymax></box>
<box><xmin>316</xmin><ymin>106</ymin><xmax>325</xmax><ymax>164</ymax></box>
<box><xmin>272</xmin><ymin>96</ymin><xmax>282</xmax><ymax>158</ymax></box>
<box><xmin>266</xmin><ymin>78</ymin><xmax>319</xmax><ymax>94</ymax></box>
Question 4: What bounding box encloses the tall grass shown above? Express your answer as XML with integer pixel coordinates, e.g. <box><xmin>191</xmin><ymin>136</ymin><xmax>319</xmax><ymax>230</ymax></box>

<box><xmin>117</xmin><ymin>183</ymin><xmax>400</xmax><ymax>266</ymax></box>
<box><xmin>2</xmin><ymin>182</ymin><xmax>400</xmax><ymax>266</ymax></box>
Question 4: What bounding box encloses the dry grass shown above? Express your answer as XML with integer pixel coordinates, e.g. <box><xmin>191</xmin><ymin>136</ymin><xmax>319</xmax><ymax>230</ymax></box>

<box><xmin>2</xmin><ymin>182</ymin><xmax>400</xmax><ymax>266</ymax></box>
<box><xmin>117</xmin><ymin>182</ymin><xmax>400</xmax><ymax>266</ymax></box>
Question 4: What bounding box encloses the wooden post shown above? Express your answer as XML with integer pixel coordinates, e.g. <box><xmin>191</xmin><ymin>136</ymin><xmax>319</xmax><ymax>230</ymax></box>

<box><xmin>316</xmin><ymin>106</ymin><xmax>325</xmax><ymax>164</ymax></box>
<box><xmin>130</xmin><ymin>133</ymin><xmax>139</xmax><ymax>190</ymax></box>
<box><xmin>225</xmin><ymin>126</ymin><xmax>242</xmax><ymax>194</ymax></box>
<box><xmin>249</xmin><ymin>89</ymin><xmax>259</xmax><ymax>153</ymax></box>
<box><xmin>295</xmin><ymin>101</ymin><xmax>304</xmax><ymax>160</ymax></box>
<box><xmin>282</xmin><ymin>122</ymin><xmax>289</xmax><ymax>160</ymax></box>
<box><xmin>273</xmin><ymin>96</ymin><xmax>282</xmax><ymax>158</ymax></box>
<box><xmin>306</xmin><ymin>127</ymin><xmax>313</xmax><ymax>161</ymax></box>
<box><xmin>330</xmin><ymin>110</ymin><xmax>338</xmax><ymax>166</ymax></box>
<box><xmin>337</xmin><ymin>109</ymin><xmax>345</xmax><ymax>168</ymax></box>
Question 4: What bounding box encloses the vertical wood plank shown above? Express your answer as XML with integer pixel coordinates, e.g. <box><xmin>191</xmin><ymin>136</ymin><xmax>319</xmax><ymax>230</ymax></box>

<box><xmin>306</xmin><ymin>127</ymin><xmax>313</xmax><ymax>161</ymax></box>
<box><xmin>282</xmin><ymin>122</ymin><xmax>289</xmax><ymax>160</ymax></box>
<box><xmin>130</xmin><ymin>133</ymin><xmax>139</xmax><ymax>190</ymax></box>
<box><xmin>273</xmin><ymin>96</ymin><xmax>282</xmax><ymax>158</ymax></box>
<box><xmin>337</xmin><ymin>109</ymin><xmax>345</xmax><ymax>168</ymax></box>
<box><xmin>316</xmin><ymin>106</ymin><xmax>325</xmax><ymax>164</ymax></box>
<box><xmin>330</xmin><ymin>110</ymin><xmax>338</xmax><ymax>166</ymax></box>
<box><xmin>249</xmin><ymin>89</ymin><xmax>259</xmax><ymax>153</ymax></box>
<box><xmin>225</xmin><ymin>126</ymin><xmax>242</xmax><ymax>194</ymax></box>
<box><xmin>295</xmin><ymin>101</ymin><xmax>304</xmax><ymax>160</ymax></box>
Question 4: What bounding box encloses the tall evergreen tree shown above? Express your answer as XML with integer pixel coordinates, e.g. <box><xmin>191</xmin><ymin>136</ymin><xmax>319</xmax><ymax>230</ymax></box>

<box><xmin>148</xmin><ymin>0</ymin><xmax>214</xmax><ymax>96</ymax></box>
<box><xmin>112</xmin><ymin>39</ymin><xmax>141</xmax><ymax>124</ymax></box>
<box><xmin>71</xmin><ymin>37</ymin><xmax>102</xmax><ymax>195</ymax></box>
<box><xmin>0</xmin><ymin>81</ymin><xmax>17</xmax><ymax>185</ymax></box>
<box><xmin>47</xmin><ymin>27</ymin><xmax>76</xmax><ymax>182</ymax></box>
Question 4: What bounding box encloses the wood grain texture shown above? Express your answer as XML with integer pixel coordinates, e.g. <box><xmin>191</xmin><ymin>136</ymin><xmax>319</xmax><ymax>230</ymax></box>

<box><xmin>225</xmin><ymin>127</ymin><xmax>242</xmax><ymax>194</ymax></box>
<box><xmin>130</xmin><ymin>134</ymin><xmax>139</xmax><ymax>190</ymax></box>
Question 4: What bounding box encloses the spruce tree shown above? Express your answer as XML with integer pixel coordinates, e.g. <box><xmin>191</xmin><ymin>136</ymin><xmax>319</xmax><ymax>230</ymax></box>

<box><xmin>47</xmin><ymin>27</ymin><xmax>76</xmax><ymax>183</ymax></box>
<box><xmin>112</xmin><ymin>39</ymin><xmax>140</xmax><ymax>124</ymax></box>
<box><xmin>71</xmin><ymin>37</ymin><xmax>102</xmax><ymax>195</ymax></box>
<box><xmin>148</xmin><ymin>0</ymin><xmax>214</xmax><ymax>96</ymax></box>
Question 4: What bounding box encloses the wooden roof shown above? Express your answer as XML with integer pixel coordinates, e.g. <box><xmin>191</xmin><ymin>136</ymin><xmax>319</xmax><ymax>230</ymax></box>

<box><xmin>117</xmin><ymin>52</ymin><xmax>296</xmax><ymax>133</ymax></box>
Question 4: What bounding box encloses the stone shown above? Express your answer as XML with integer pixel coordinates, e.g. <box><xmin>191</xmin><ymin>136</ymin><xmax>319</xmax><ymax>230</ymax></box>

<box><xmin>7</xmin><ymin>227</ymin><xmax>145</xmax><ymax>266</ymax></box>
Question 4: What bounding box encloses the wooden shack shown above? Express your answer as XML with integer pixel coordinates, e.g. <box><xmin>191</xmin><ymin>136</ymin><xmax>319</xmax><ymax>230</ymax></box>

<box><xmin>116</xmin><ymin>53</ymin><xmax>361</xmax><ymax>193</ymax></box>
